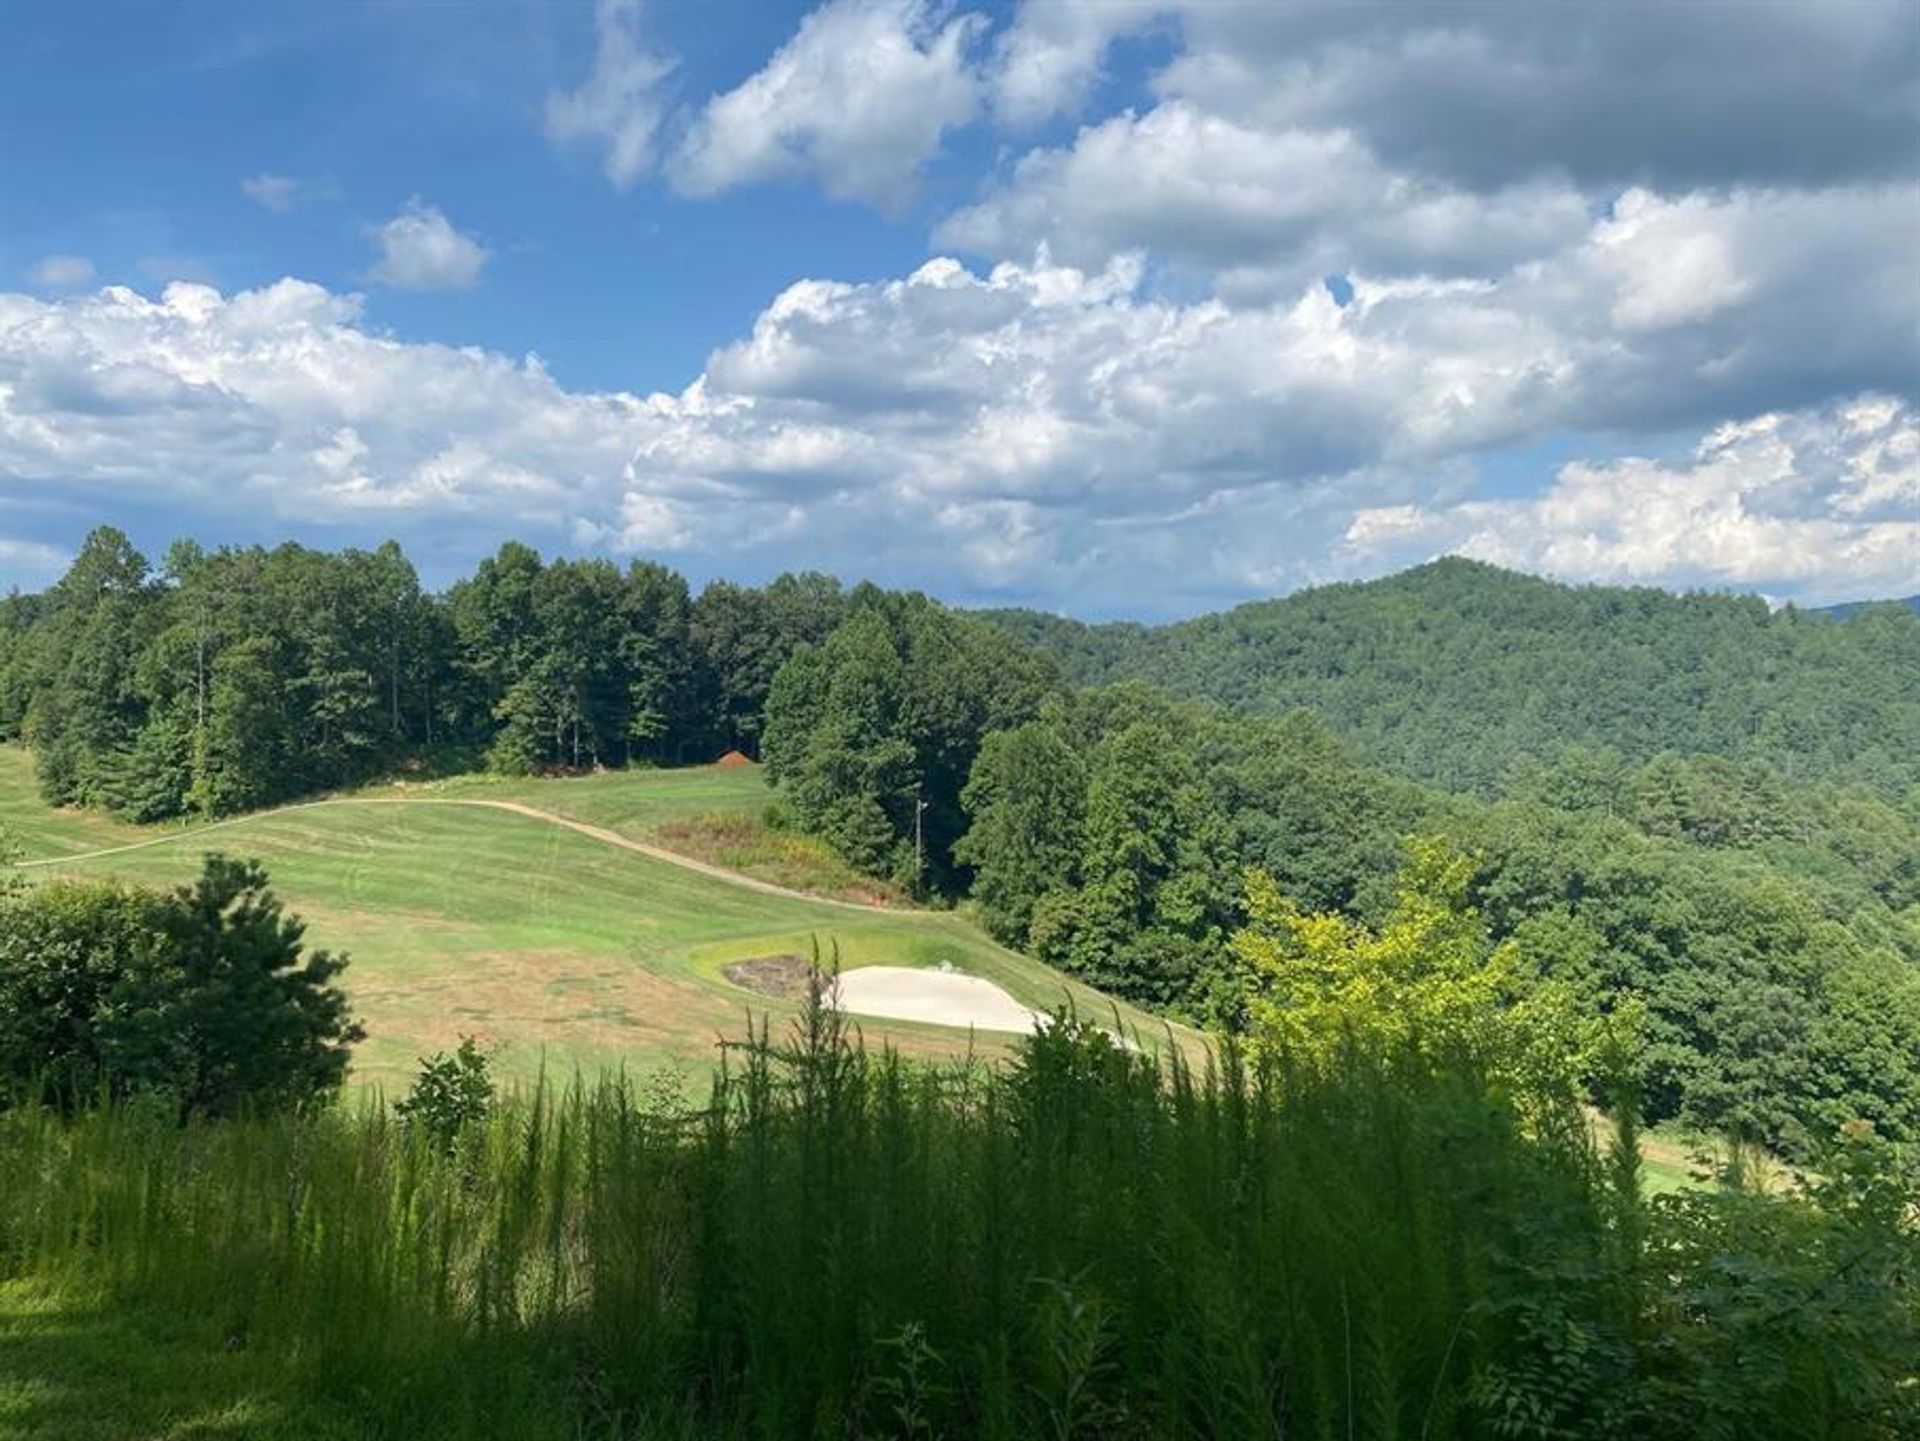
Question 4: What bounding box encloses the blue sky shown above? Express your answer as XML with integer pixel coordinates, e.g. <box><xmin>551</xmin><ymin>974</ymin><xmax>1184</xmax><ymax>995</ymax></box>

<box><xmin>2</xmin><ymin>2</ymin><xmax>945</xmax><ymax>388</ymax></box>
<box><xmin>2</xmin><ymin>0</ymin><xmax>1915</xmax><ymax>616</ymax></box>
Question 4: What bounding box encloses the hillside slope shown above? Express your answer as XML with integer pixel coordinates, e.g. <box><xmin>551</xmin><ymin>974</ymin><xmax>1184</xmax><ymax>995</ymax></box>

<box><xmin>3</xmin><ymin>756</ymin><xmax>1194</xmax><ymax>1089</ymax></box>
<box><xmin>982</xmin><ymin>559</ymin><xmax>1920</xmax><ymax>795</ymax></box>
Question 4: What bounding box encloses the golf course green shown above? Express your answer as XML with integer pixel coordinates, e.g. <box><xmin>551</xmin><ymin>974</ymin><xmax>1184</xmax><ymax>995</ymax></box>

<box><xmin>0</xmin><ymin>747</ymin><xmax>1193</xmax><ymax>1090</ymax></box>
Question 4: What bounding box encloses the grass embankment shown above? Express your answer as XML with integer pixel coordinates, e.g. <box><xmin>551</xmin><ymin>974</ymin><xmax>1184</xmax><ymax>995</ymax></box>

<box><xmin>3</xmin><ymin>1016</ymin><xmax>1912</xmax><ymax>1440</ymax></box>
<box><xmin>0</xmin><ymin>748</ymin><xmax>1192</xmax><ymax>1091</ymax></box>
<box><xmin>359</xmin><ymin>762</ymin><xmax>907</xmax><ymax>904</ymax></box>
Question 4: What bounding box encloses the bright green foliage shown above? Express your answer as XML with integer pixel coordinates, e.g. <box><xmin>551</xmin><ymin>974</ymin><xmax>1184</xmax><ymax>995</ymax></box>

<box><xmin>1235</xmin><ymin>838</ymin><xmax>1603</xmax><ymax>1106</ymax></box>
<box><xmin>394</xmin><ymin>1037</ymin><xmax>494</xmax><ymax>1151</ymax></box>
<box><xmin>0</xmin><ymin>855</ymin><xmax>361</xmax><ymax>1115</ymax></box>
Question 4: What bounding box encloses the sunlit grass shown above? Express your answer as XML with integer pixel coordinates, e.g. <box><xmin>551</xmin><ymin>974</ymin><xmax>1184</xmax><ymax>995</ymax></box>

<box><xmin>2</xmin><ymin>748</ymin><xmax>1193</xmax><ymax>1090</ymax></box>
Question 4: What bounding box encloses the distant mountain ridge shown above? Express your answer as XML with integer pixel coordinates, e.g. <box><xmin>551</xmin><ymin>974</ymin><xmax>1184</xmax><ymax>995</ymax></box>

<box><xmin>978</xmin><ymin>558</ymin><xmax>1920</xmax><ymax>797</ymax></box>
<box><xmin>1807</xmin><ymin>595</ymin><xmax>1920</xmax><ymax>620</ymax></box>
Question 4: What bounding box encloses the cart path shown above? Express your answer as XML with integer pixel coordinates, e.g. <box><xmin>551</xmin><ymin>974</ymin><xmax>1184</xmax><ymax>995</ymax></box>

<box><xmin>12</xmin><ymin>796</ymin><xmax>913</xmax><ymax>915</ymax></box>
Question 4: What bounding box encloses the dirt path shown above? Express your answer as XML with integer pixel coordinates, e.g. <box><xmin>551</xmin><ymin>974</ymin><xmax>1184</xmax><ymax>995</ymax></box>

<box><xmin>13</xmin><ymin>797</ymin><xmax>908</xmax><ymax>915</ymax></box>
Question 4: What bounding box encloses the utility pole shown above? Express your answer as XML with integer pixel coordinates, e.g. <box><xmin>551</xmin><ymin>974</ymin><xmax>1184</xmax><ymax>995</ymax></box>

<box><xmin>913</xmin><ymin>781</ymin><xmax>928</xmax><ymax>895</ymax></box>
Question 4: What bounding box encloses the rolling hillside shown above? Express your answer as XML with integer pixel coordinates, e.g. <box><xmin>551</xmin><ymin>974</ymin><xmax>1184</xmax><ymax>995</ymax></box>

<box><xmin>981</xmin><ymin>558</ymin><xmax>1920</xmax><ymax>796</ymax></box>
<box><xmin>1</xmin><ymin>749</ymin><xmax>1191</xmax><ymax>1090</ymax></box>
<box><xmin>1810</xmin><ymin>594</ymin><xmax>1920</xmax><ymax>620</ymax></box>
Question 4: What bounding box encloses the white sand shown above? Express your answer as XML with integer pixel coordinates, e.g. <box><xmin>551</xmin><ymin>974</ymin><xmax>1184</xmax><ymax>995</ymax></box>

<box><xmin>829</xmin><ymin>967</ymin><xmax>1047</xmax><ymax>1034</ymax></box>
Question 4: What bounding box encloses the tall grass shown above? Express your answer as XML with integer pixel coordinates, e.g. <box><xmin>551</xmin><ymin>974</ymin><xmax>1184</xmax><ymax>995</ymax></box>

<box><xmin>1</xmin><ymin>989</ymin><xmax>1912</xmax><ymax>1439</ymax></box>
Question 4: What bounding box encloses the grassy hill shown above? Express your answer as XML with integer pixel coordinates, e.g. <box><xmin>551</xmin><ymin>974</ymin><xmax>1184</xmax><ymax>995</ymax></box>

<box><xmin>1</xmin><ymin>748</ymin><xmax>1192</xmax><ymax>1091</ymax></box>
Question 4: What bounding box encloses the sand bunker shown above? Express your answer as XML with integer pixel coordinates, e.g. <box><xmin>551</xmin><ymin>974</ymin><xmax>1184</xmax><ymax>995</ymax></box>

<box><xmin>829</xmin><ymin>967</ymin><xmax>1046</xmax><ymax>1035</ymax></box>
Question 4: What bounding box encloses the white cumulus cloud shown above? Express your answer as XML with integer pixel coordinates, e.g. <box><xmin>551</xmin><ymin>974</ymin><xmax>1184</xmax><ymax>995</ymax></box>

<box><xmin>989</xmin><ymin>0</ymin><xmax>1161</xmax><ymax>126</ymax></box>
<box><xmin>941</xmin><ymin>103</ymin><xmax>1593</xmax><ymax>301</ymax></box>
<box><xmin>1341</xmin><ymin>400</ymin><xmax>1920</xmax><ymax>600</ymax></box>
<box><xmin>2</xmin><ymin>176</ymin><xmax>1915</xmax><ymax>612</ymax></box>
<box><xmin>671</xmin><ymin>0</ymin><xmax>985</xmax><ymax>209</ymax></box>
<box><xmin>367</xmin><ymin>200</ymin><xmax>489</xmax><ymax>291</ymax></box>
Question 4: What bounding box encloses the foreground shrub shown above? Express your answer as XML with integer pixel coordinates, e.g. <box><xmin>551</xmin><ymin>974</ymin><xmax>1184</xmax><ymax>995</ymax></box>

<box><xmin>0</xmin><ymin>853</ymin><xmax>361</xmax><ymax>1114</ymax></box>
<box><xmin>395</xmin><ymin>1036</ymin><xmax>495</xmax><ymax>1151</ymax></box>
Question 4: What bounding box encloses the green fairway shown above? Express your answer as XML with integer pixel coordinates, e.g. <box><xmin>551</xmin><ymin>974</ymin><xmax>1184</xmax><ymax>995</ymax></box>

<box><xmin>0</xmin><ymin>747</ymin><xmax>153</xmax><ymax>861</ymax></box>
<box><xmin>352</xmin><ymin>761</ymin><xmax>905</xmax><ymax>904</ymax></box>
<box><xmin>353</xmin><ymin>758</ymin><xmax>780</xmax><ymax>837</ymax></box>
<box><xmin>0</xmin><ymin>749</ymin><xmax>1196</xmax><ymax>1090</ymax></box>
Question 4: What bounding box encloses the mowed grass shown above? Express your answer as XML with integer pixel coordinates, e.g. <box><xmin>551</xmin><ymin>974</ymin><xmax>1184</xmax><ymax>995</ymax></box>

<box><xmin>0</xmin><ymin>1278</ymin><xmax>364</xmax><ymax>1441</ymax></box>
<box><xmin>352</xmin><ymin>759</ymin><xmax>780</xmax><ymax>838</ymax></box>
<box><xmin>0</xmin><ymin>747</ymin><xmax>152</xmax><ymax>860</ymax></box>
<box><xmin>355</xmin><ymin>761</ymin><xmax>906</xmax><ymax>904</ymax></box>
<box><xmin>0</xmin><ymin>748</ymin><xmax>1196</xmax><ymax>1091</ymax></box>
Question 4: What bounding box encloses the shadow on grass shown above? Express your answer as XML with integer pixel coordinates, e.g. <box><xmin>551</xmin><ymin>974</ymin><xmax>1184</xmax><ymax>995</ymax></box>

<box><xmin>0</xmin><ymin>1282</ymin><xmax>363</xmax><ymax>1441</ymax></box>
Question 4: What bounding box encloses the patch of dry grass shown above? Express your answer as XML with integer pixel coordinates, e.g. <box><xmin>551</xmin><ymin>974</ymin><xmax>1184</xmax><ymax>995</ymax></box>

<box><xmin>654</xmin><ymin>811</ymin><xmax>908</xmax><ymax>906</ymax></box>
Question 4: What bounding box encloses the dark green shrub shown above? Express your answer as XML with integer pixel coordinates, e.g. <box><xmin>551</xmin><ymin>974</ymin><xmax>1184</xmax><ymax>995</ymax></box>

<box><xmin>395</xmin><ymin>1036</ymin><xmax>494</xmax><ymax>1150</ymax></box>
<box><xmin>0</xmin><ymin>853</ymin><xmax>361</xmax><ymax>1115</ymax></box>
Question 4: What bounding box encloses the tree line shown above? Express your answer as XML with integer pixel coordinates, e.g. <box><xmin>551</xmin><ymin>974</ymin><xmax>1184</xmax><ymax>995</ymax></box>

<box><xmin>0</xmin><ymin>527</ymin><xmax>849</xmax><ymax>818</ymax></box>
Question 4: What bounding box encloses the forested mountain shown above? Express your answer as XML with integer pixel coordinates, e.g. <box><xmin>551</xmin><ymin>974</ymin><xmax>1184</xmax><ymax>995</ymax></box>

<box><xmin>981</xmin><ymin>558</ymin><xmax>1920</xmax><ymax>797</ymax></box>
<box><xmin>1811</xmin><ymin>595</ymin><xmax>1920</xmax><ymax>621</ymax></box>
<box><xmin>766</xmin><ymin>565</ymin><xmax>1920</xmax><ymax>1157</ymax></box>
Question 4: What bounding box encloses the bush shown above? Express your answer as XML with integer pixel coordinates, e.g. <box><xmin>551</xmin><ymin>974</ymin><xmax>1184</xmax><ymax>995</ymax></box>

<box><xmin>395</xmin><ymin>1036</ymin><xmax>494</xmax><ymax>1150</ymax></box>
<box><xmin>0</xmin><ymin>877</ymin><xmax>167</xmax><ymax>1105</ymax></box>
<box><xmin>0</xmin><ymin>853</ymin><xmax>362</xmax><ymax>1115</ymax></box>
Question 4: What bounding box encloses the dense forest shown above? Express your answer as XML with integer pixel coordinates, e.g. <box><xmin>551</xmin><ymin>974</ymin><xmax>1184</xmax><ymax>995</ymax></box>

<box><xmin>980</xmin><ymin>558</ymin><xmax>1920</xmax><ymax>797</ymax></box>
<box><xmin>3</xmin><ymin>530</ymin><xmax>1917</xmax><ymax>1160</ymax></box>
<box><xmin>0</xmin><ymin>528</ymin><xmax>853</xmax><ymax>818</ymax></box>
